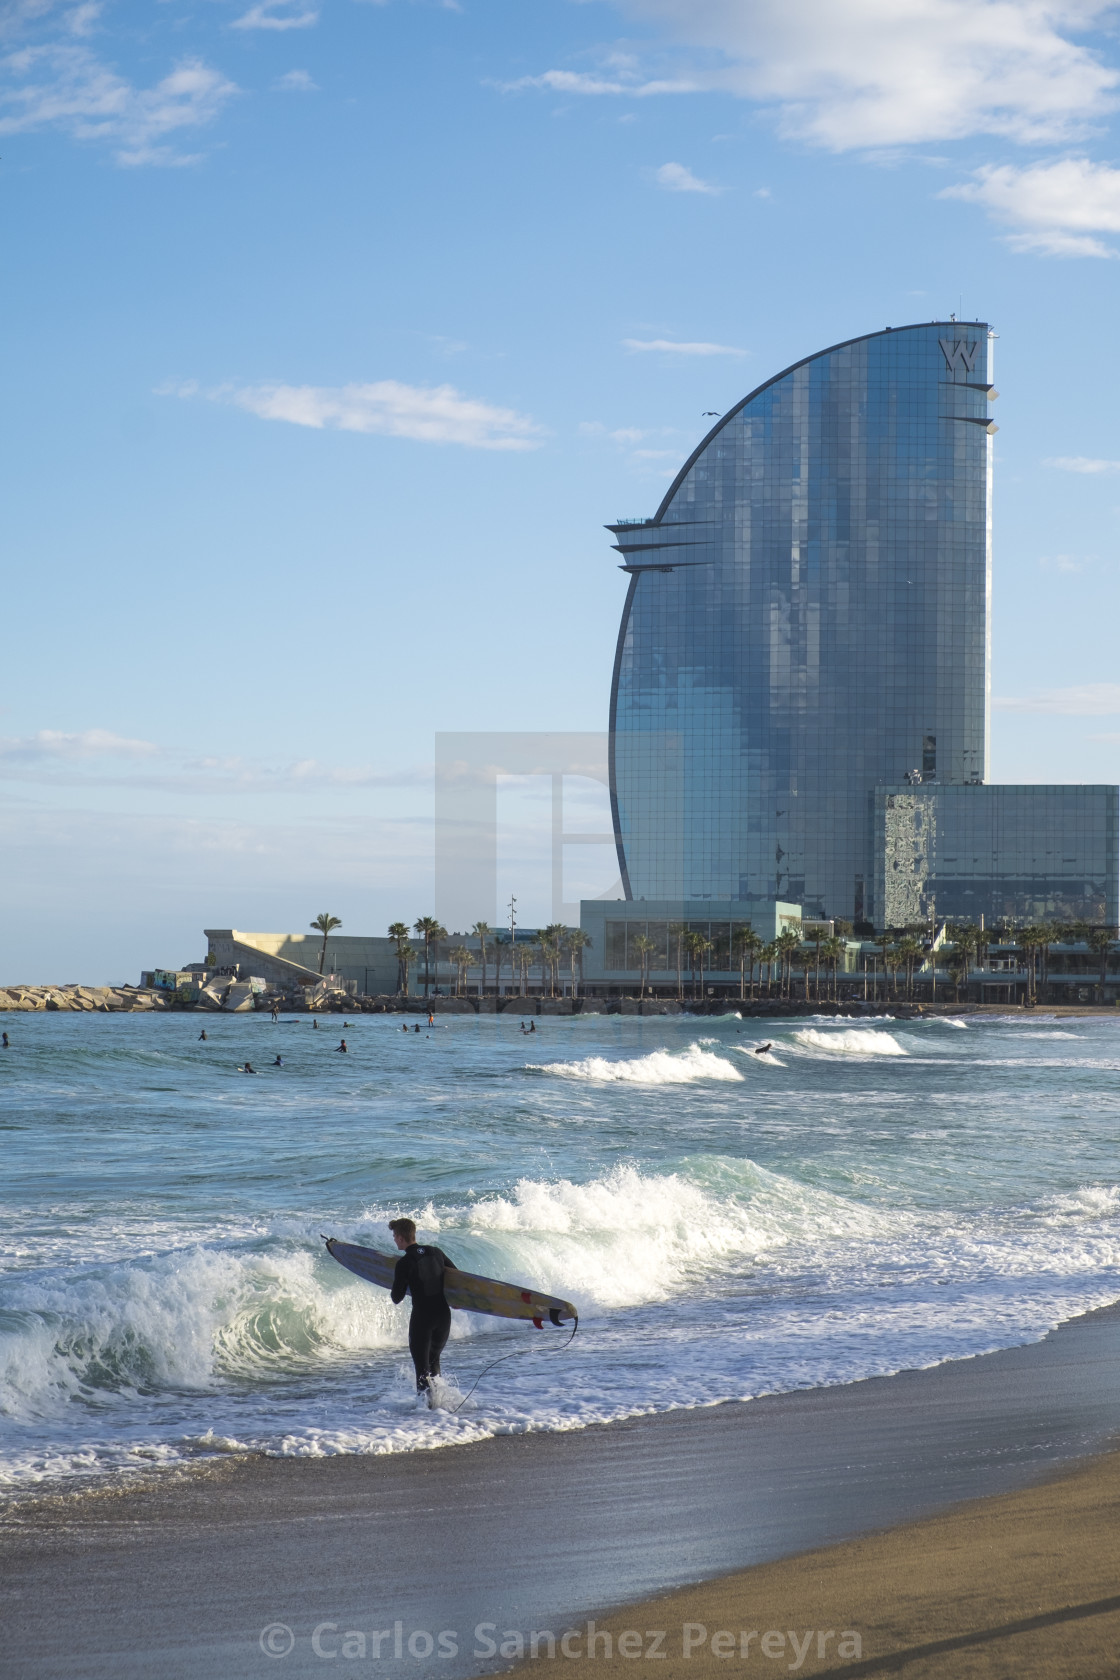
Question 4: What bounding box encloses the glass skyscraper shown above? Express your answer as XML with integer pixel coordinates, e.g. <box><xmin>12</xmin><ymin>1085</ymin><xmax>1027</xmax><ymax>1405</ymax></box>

<box><xmin>609</xmin><ymin>321</ymin><xmax>999</xmax><ymax>921</ymax></box>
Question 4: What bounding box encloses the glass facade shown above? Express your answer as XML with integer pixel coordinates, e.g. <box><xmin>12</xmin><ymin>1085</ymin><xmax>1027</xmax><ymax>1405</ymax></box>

<box><xmin>875</xmin><ymin>785</ymin><xmax>1120</xmax><ymax>926</ymax></box>
<box><xmin>609</xmin><ymin>322</ymin><xmax>996</xmax><ymax>919</ymax></box>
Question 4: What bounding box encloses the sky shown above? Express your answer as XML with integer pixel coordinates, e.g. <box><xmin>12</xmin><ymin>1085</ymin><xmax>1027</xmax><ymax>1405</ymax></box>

<box><xmin>5</xmin><ymin>0</ymin><xmax>1120</xmax><ymax>980</ymax></box>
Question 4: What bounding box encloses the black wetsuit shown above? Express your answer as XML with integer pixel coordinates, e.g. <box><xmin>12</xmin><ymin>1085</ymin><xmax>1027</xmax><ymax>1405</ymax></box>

<box><xmin>391</xmin><ymin>1244</ymin><xmax>456</xmax><ymax>1392</ymax></box>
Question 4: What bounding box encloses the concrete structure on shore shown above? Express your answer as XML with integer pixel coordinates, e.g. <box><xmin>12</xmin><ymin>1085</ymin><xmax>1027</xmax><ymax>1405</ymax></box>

<box><xmin>204</xmin><ymin>930</ymin><xmax>398</xmax><ymax>996</ymax></box>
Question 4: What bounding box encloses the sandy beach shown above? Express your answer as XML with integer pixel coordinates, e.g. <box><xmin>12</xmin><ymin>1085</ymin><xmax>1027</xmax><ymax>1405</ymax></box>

<box><xmin>4</xmin><ymin>1300</ymin><xmax>1120</xmax><ymax>1680</ymax></box>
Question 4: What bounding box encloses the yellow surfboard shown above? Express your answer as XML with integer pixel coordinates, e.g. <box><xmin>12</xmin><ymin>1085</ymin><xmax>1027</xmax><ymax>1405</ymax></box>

<box><xmin>324</xmin><ymin>1237</ymin><xmax>578</xmax><ymax>1327</ymax></box>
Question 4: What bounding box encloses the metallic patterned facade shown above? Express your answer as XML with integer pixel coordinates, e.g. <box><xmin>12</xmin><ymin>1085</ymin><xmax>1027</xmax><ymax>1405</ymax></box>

<box><xmin>609</xmin><ymin>322</ymin><xmax>998</xmax><ymax>921</ymax></box>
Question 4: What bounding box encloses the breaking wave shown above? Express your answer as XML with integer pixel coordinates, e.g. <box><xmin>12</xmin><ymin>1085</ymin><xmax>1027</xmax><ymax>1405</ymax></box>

<box><xmin>531</xmin><ymin>1042</ymin><xmax>743</xmax><ymax>1084</ymax></box>
<box><xmin>791</xmin><ymin>1027</ymin><xmax>908</xmax><ymax>1057</ymax></box>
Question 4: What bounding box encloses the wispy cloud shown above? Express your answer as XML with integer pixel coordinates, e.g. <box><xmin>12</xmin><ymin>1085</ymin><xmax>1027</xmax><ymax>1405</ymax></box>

<box><xmin>273</xmin><ymin>68</ymin><xmax>318</xmax><ymax>91</ymax></box>
<box><xmin>232</xmin><ymin>0</ymin><xmax>319</xmax><ymax>31</ymax></box>
<box><xmin>513</xmin><ymin>0</ymin><xmax>1119</xmax><ymax>150</ymax></box>
<box><xmin>163</xmin><ymin>378</ymin><xmax>544</xmax><ymax>451</ymax></box>
<box><xmin>655</xmin><ymin>160</ymin><xmax>719</xmax><ymax>194</ymax></box>
<box><xmin>0</xmin><ymin>46</ymin><xmax>238</xmax><ymax>164</ymax></box>
<box><xmin>622</xmin><ymin>337</ymin><xmax>746</xmax><ymax>356</ymax></box>
<box><xmin>1045</xmin><ymin>454</ymin><xmax>1120</xmax><ymax>473</ymax></box>
<box><xmin>0</xmin><ymin>729</ymin><xmax>159</xmax><ymax>761</ymax></box>
<box><xmin>500</xmin><ymin>68</ymin><xmax>697</xmax><ymax>98</ymax></box>
<box><xmin>942</xmin><ymin>158</ymin><xmax>1120</xmax><ymax>257</ymax></box>
<box><xmin>994</xmin><ymin>683</ymin><xmax>1120</xmax><ymax>715</ymax></box>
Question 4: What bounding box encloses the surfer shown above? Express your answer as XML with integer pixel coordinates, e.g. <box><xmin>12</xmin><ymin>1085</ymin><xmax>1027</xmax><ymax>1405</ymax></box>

<box><xmin>427</xmin><ymin>1011</ymin><xmax>434</xmax><ymax>1028</ymax></box>
<box><xmin>336</xmin><ymin>1039</ymin><xmax>347</xmax><ymax>1053</ymax></box>
<box><xmin>241</xmin><ymin>1062</ymin><xmax>257</xmax><ymax>1074</ymax></box>
<box><xmin>198</xmin><ymin>1030</ymin><xmax>207</xmax><ymax>1041</ymax></box>
<box><xmin>529</xmin><ymin>1020</ymin><xmax>536</xmax><ymax>1033</ymax></box>
<box><xmin>313</xmin><ymin>1017</ymin><xmax>319</xmax><ymax>1029</ymax></box>
<box><xmin>401</xmin><ymin>1023</ymin><xmax>408</xmax><ymax>1033</ymax></box>
<box><xmin>272</xmin><ymin>1055</ymin><xmax>283</xmax><ymax>1066</ymax></box>
<box><xmin>1</xmin><ymin>1032</ymin><xmax>7</xmax><ymax>1048</ymax></box>
<box><xmin>413</xmin><ymin>1023</ymin><xmax>421</xmax><ymax>1033</ymax></box>
<box><xmin>389</xmin><ymin>1217</ymin><xmax>457</xmax><ymax>1398</ymax></box>
<box><xmin>753</xmin><ymin>1042</ymin><xmax>774</xmax><ymax>1056</ymax></box>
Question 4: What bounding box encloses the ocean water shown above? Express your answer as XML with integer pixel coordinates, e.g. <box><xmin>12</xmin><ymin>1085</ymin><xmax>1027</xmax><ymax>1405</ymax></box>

<box><xmin>2</xmin><ymin>1008</ymin><xmax>1120</xmax><ymax>1491</ymax></box>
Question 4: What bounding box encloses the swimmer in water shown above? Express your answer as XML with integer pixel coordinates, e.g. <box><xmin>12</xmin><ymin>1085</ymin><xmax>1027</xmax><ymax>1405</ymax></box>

<box><xmin>241</xmin><ymin>1062</ymin><xmax>257</xmax><ymax>1074</ymax></box>
<box><xmin>272</xmin><ymin>1055</ymin><xmax>283</xmax><ymax>1066</ymax></box>
<box><xmin>753</xmin><ymin>1042</ymin><xmax>773</xmax><ymax>1055</ymax></box>
<box><xmin>401</xmin><ymin>1023</ymin><xmax>408</xmax><ymax>1033</ymax></box>
<box><xmin>1</xmin><ymin>1032</ymin><xmax>8</xmax><ymax>1048</ymax></box>
<box><xmin>336</xmin><ymin>1039</ymin><xmax>347</xmax><ymax>1053</ymax></box>
<box><xmin>413</xmin><ymin>1023</ymin><xmax>420</xmax><ymax>1033</ymax></box>
<box><xmin>312</xmin><ymin>1017</ymin><xmax>318</xmax><ymax>1029</ymax></box>
<box><xmin>198</xmin><ymin>1029</ymin><xmax>207</xmax><ymax>1041</ymax></box>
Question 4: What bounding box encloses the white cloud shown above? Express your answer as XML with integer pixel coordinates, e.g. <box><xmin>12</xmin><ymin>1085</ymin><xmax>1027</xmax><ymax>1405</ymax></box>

<box><xmin>0</xmin><ymin>46</ymin><xmax>238</xmax><ymax>164</ymax></box>
<box><xmin>233</xmin><ymin>1</ymin><xmax>319</xmax><ymax>31</ymax></box>
<box><xmin>517</xmin><ymin>0</ymin><xmax>1120</xmax><ymax>149</ymax></box>
<box><xmin>500</xmin><ymin>69</ymin><xmax>697</xmax><ymax>97</ymax></box>
<box><xmin>622</xmin><ymin>337</ymin><xmax>746</xmax><ymax>355</ymax></box>
<box><xmin>942</xmin><ymin>157</ymin><xmax>1120</xmax><ymax>256</ymax></box>
<box><xmin>1045</xmin><ymin>454</ymin><xmax>1120</xmax><ymax>472</ymax></box>
<box><xmin>169</xmin><ymin>379</ymin><xmax>544</xmax><ymax>451</ymax></box>
<box><xmin>0</xmin><ymin>729</ymin><xmax>159</xmax><ymax>761</ymax></box>
<box><xmin>655</xmin><ymin>160</ymin><xmax>718</xmax><ymax>193</ymax></box>
<box><xmin>273</xmin><ymin>68</ymin><xmax>318</xmax><ymax>91</ymax></box>
<box><xmin>994</xmin><ymin>683</ymin><xmax>1120</xmax><ymax>715</ymax></box>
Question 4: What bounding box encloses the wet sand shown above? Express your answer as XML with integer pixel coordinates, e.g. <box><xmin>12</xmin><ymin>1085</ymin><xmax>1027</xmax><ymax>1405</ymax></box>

<box><xmin>4</xmin><ymin>1303</ymin><xmax>1120</xmax><ymax>1680</ymax></box>
<box><xmin>504</xmin><ymin>1448</ymin><xmax>1120</xmax><ymax>1678</ymax></box>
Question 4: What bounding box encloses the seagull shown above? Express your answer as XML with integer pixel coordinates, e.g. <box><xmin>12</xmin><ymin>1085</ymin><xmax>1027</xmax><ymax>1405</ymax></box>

<box><xmin>702</xmin><ymin>411</ymin><xmax>719</xmax><ymax>416</ymax></box>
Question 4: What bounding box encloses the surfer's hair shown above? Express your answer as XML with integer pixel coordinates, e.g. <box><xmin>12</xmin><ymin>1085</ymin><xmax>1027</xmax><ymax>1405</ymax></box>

<box><xmin>389</xmin><ymin>1217</ymin><xmax>416</xmax><ymax>1243</ymax></box>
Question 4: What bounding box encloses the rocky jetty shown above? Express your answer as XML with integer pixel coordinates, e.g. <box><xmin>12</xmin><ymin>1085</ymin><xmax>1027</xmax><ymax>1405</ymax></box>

<box><xmin>0</xmin><ymin>985</ymin><xmax>172</xmax><ymax>1013</ymax></box>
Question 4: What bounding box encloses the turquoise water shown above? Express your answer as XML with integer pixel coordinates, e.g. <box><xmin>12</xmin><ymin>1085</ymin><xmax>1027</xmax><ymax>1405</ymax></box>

<box><xmin>2</xmin><ymin>1009</ymin><xmax>1119</xmax><ymax>1489</ymax></box>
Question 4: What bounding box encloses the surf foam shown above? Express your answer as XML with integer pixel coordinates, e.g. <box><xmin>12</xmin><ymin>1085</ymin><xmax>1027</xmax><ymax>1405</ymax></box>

<box><xmin>791</xmin><ymin>1027</ymin><xmax>908</xmax><ymax>1057</ymax></box>
<box><xmin>532</xmin><ymin>1042</ymin><xmax>743</xmax><ymax>1084</ymax></box>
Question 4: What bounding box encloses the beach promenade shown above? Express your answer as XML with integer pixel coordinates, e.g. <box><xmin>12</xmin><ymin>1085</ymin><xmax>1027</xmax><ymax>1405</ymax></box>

<box><xmin>4</xmin><ymin>1301</ymin><xmax>1120</xmax><ymax>1680</ymax></box>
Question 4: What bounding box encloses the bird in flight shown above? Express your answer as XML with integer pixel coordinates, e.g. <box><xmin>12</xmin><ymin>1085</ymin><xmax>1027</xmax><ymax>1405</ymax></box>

<box><xmin>702</xmin><ymin>411</ymin><xmax>719</xmax><ymax>416</ymax></box>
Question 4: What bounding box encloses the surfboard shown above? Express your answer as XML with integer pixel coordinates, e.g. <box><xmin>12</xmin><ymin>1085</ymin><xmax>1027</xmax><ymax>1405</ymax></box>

<box><xmin>324</xmin><ymin>1238</ymin><xmax>578</xmax><ymax>1327</ymax></box>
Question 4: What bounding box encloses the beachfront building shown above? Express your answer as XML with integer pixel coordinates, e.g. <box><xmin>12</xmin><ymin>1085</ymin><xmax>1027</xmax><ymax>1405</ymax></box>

<box><xmin>606</xmin><ymin>320</ymin><xmax>1119</xmax><ymax>929</ymax></box>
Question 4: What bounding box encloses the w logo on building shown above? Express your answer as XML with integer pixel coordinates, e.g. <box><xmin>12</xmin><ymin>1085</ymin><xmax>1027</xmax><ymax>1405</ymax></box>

<box><xmin>939</xmin><ymin>337</ymin><xmax>980</xmax><ymax>375</ymax></box>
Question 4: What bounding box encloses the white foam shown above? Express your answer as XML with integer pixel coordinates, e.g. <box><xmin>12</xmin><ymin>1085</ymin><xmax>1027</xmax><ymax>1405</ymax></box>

<box><xmin>532</xmin><ymin>1042</ymin><xmax>743</xmax><ymax>1084</ymax></box>
<box><xmin>791</xmin><ymin>1027</ymin><xmax>909</xmax><ymax>1057</ymax></box>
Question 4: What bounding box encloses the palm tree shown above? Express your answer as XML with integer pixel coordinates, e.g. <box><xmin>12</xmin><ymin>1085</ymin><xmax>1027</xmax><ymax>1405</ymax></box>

<box><xmin>897</xmin><ymin>936</ymin><xmax>923</xmax><ymax>1001</ymax></box>
<box><xmin>669</xmin><ymin>923</ymin><xmax>687</xmax><ymax>1001</ymax></box>
<box><xmin>820</xmin><ymin>935</ymin><xmax>844</xmax><ymax>1001</ymax></box>
<box><xmin>949</xmin><ymin>925</ymin><xmax>977</xmax><ymax>1003</ymax></box>
<box><xmin>387</xmin><ymin>922</ymin><xmax>412</xmax><ymax>995</ymax></box>
<box><xmin>472</xmin><ymin>922</ymin><xmax>492</xmax><ymax>996</ymax></box>
<box><xmin>630</xmin><ymin>933</ymin><xmax>656</xmax><ymax>996</ymax></box>
<box><xmin>759</xmin><ymin>941</ymin><xmax>778</xmax><ymax>998</ymax></box>
<box><xmin>448</xmin><ymin>945</ymin><xmax>473</xmax><ymax>996</ymax></box>
<box><xmin>413</xmin><ymin>917</ymin><xmax>446</xmax><ymax>998</ymax></box>
<box><xmin>733</xmin><ymin>927</ymin><xmax>762</xmax><ymax>1000</ymax></box>
<box><xmin>546</xmin><ymin>925</ymin><xmax>569</xmax><ymax>996</ymax></box>
<box><xmin>310</xmin><ymin>912</ymin><xmax>342</xmax><ymax>975</ymax></box>
<box><xmin>1087</xmin><ymin>925</ymin><xmax>1117</xmax><ymax>1002</ymax></box>
<box><xmin>567</xmin><ymin>929</ymin><xmax>591</xmax><ymax>997</ymax></box>
<box><xmin>875</xmin><ymin>930</ymin><xmax>894</xmax><ymax>1003</ymax></box>
<box><xmin>884</xmin><ymin>948</ymin><xmax>903</xmax><ymax>999</ymax></box>
<box><xmin>774</xmin><ymin>928</ymin><xmax>800</xmax><ymax>1000</ymax></box>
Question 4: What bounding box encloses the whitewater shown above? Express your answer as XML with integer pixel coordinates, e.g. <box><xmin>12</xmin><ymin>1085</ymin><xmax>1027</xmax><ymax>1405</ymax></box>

<box><xmin>2</xmin><ymin>1009</ymin><xmax>1120</xmax><ymax>1491</ymax></box>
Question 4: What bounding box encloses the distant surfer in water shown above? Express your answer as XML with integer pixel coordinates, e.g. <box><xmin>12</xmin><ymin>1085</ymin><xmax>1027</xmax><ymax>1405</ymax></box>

<box><xmin>1</xmin><ymin>1032</ymin><xmax>7</xmax><ymax>1048</ymax></box>
<box><xmin>336</xmin><ymin>1039</ymin><xmax>347</xmax><ymax>1053</ymax></box>
<box><xmin>389</xmin><ymin>1217</ymin><xmax>457</xmax><ymax>1400</ymax></box>
<box><xmin>241</xmin><ymin>1062</ymin><xmax>257</xmax><ymax>1074</ymax></box>
<box><xmin>272</xmin><ymin>1055</ymin><xmax>283</xmax><ymax>1066</ymax></box>
<box><xmin>753</xmin><ymin>1042</ymin><xmax>773</xmax><ymax>1056</ymax></box>
<box><xmin>198</xmin><ymin>1030</ymin><xmax>207</xmax><ymax>1041</ymax></box>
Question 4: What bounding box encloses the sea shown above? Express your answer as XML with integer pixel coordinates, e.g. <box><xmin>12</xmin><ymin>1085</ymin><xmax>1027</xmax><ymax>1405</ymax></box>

<box><xmin>2</xmin><ymin>1008</ymin><xmax>1119</xmax><ymax>1493</ymax></box>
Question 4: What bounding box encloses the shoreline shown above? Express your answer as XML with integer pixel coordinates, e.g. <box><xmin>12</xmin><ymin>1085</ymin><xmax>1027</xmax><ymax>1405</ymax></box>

<box><xmin>5</xmin><ymin>1299</ymin><xmax>1120</xmax><ymax>1678</ymax></box>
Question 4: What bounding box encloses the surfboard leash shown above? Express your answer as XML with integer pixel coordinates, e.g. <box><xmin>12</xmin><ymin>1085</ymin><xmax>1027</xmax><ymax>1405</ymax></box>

<box><xmin>446</xmin><ymin>1313</ymin><xmax>579</xmax><ymax>1414</ymax></box>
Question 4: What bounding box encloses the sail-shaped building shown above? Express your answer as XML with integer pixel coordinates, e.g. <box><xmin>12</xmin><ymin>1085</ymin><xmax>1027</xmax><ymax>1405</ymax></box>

<box><xmin>605</xmin><ymin>321</ymin><xmax>1116</xmax><ymax>930</ymax></box>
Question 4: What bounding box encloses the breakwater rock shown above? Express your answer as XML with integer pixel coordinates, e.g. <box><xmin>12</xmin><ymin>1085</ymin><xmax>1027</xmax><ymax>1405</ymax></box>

<box><xmin>0</xmin><ymin>985</ymin><xmax>172</xmax><ymax>1013</ymax></box>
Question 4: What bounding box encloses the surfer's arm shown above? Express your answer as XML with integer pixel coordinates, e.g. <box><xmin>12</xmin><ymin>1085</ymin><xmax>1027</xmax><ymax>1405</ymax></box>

<box><xmin>390</xmin><ymin>1256</ymin><xmax>409</xmax><ymax>1304</ymax></box>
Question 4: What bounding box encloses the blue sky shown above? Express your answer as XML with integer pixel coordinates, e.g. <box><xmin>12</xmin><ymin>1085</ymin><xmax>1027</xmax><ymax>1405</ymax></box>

<box><xmin>5</xmin><ymin>0</ymin><xmax>1120</xmax><ymax>979</ymax></box>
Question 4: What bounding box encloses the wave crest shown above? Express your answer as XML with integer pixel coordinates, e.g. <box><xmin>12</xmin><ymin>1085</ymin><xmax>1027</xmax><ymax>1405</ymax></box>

<box><xmin>532</xmin><ymin>1042</ymin><xmax>743</xmax><ymax>1084</ymax></box>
